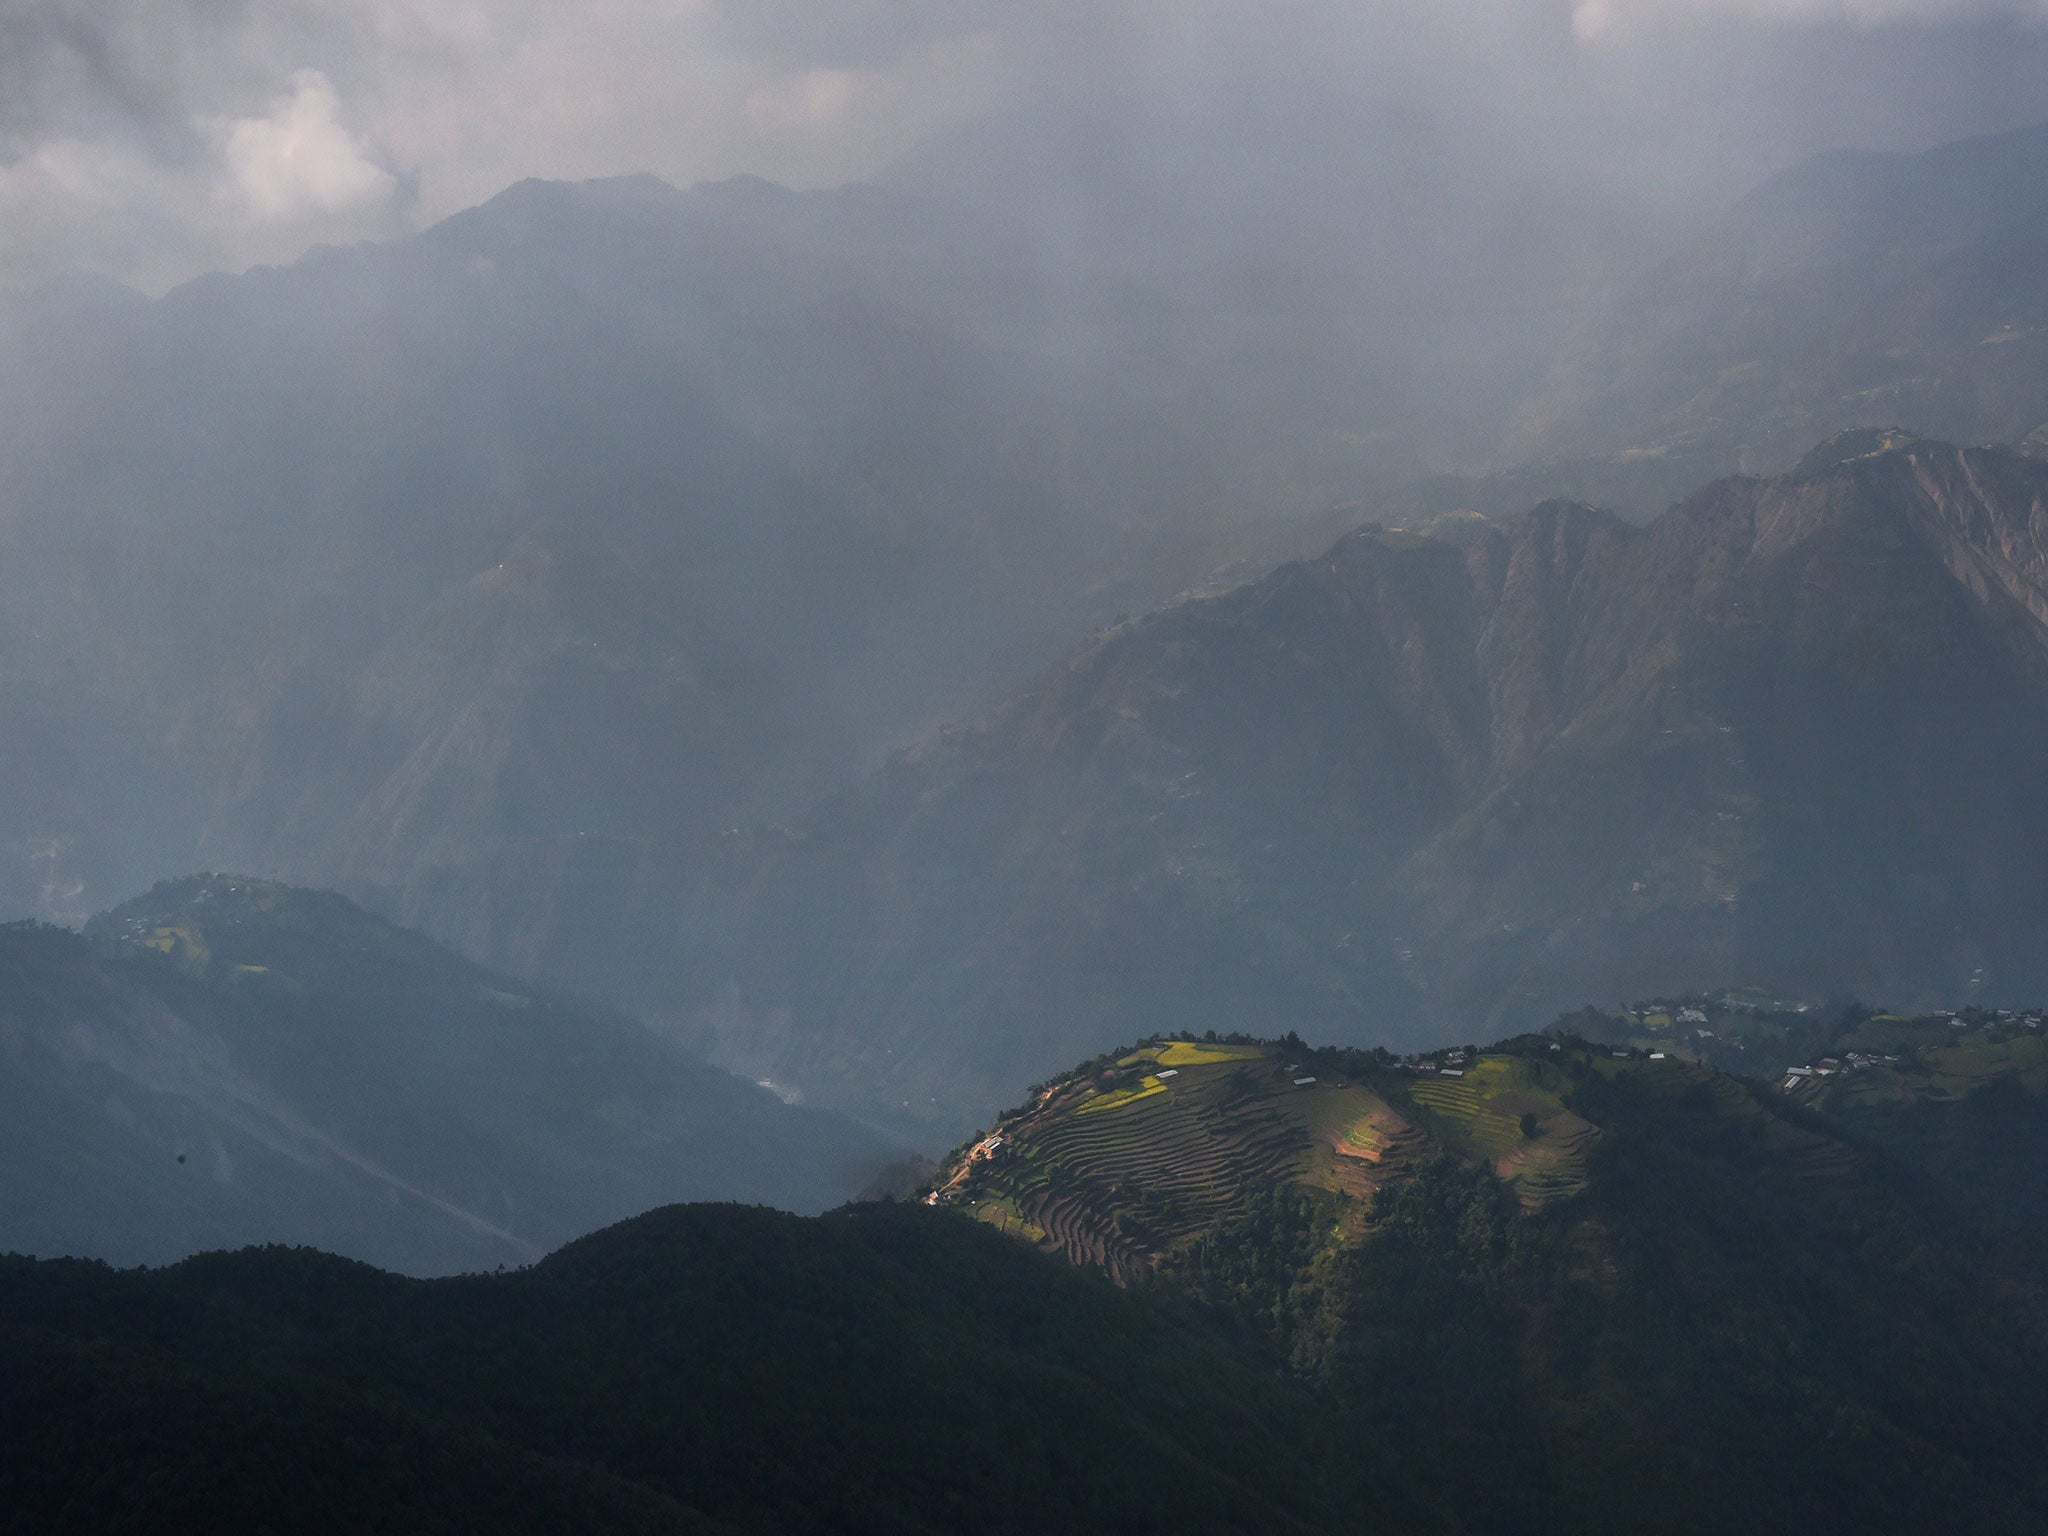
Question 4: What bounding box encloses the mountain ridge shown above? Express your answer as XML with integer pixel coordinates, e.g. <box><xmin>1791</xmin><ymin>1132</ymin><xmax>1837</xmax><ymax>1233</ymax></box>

<box><xmin>671</xmin><ymin>435</ymin><xmax>2048</xmax><ymax>1131</ymax></box>
<box><xmin>0</xmin><ymin>875</ymin><xmax>895</xmax><ymax>1273</ymax></box>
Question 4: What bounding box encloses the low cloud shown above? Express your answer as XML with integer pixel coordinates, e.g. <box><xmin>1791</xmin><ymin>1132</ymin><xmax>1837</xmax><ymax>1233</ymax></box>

<box><xmin>2</xmin><ymin>1</ymin><xmax>2048</xmax><ymax>290</ymax></box>
<box><xmin>222</xmin><ymin>70</ymin><xmax>397</xmax><ymax>221</ymax></box>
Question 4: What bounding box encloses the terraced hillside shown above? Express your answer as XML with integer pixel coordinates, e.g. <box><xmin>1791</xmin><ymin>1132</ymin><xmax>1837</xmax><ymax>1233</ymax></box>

<box><xmin>942</xmin><ymin>1003</ymin><xmax>2048</xmax><ymax>1286</ymax></box>
<box><xmin>930</xmin><ymin>1034</ymin><xmax>1740</xmax><ymax>1275</ymax></box>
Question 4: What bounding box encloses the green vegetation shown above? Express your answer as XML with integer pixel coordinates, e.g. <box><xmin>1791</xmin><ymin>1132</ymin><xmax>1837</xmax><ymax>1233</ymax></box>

<box><xmin>1073</xmin><ymin>1073</ymin><xmax>1170</xmax><ymax>1114</ymax></box>
<box><xmin>1157</xmin><ymin>1041</ymin><xmax>1268</xmax><ymax>1067</ymax></box>
<box><xmin>940</xmin><ymin>1032</ymin><xmax>1619</xmax><ymax>1273</ymax></box>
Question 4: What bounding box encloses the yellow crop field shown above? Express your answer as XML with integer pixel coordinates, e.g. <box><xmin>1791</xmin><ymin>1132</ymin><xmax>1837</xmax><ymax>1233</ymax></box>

<box><xmin>1157</xmin><ymin>1041</ymin><xmax>1267</xmax><ymax>1067</ymax></box>
<box><xmin>1076</xmin><ymin>1076</ymin><xmax>1170</xmax><ymax>1115</ymax></box>
<box><xmin>142</xmin><ymin>924</ymin><xmax>211</xmax><ymax>970</ymax></box>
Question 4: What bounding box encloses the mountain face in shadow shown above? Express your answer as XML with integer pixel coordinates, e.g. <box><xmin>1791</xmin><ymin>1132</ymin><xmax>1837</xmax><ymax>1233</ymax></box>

<box><xmin>0</xmin><ymin>876</ymin><xmax>894</xmax><ymax>1274</ymax></box>
<box><xmin>675</xmin><ymin>437</ymin><xmax>2048</xmax><ymax>1133</ymax></box>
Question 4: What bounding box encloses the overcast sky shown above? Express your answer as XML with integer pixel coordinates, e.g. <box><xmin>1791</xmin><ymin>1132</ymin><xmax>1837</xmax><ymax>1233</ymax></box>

<box><xmin>4</xmin><ymin>0</ymin><xmax>2048</xmax><ymax>291</ymax></box>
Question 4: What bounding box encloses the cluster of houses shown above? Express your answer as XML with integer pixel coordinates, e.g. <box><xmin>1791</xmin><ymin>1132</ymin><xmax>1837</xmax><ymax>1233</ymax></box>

<box><xmin>1398</xmin><ymin>1047</ymin><xmax>1470</xmax><ymax>1078</ymax></box>
<box><xmin>1780</xmin><ymin>1052</ymin><xmax>1897</xmax><ymax>1093</ymax></box>
<box><xmin>927</xmin><ymin>1130</ymin><xmax>1009</xmax><ymax>1205</ymax></box>
<box><xmin>1773</xmin><ymin>1010</ymin><xmax>2046</xmax><ymax>1095</ymax></box>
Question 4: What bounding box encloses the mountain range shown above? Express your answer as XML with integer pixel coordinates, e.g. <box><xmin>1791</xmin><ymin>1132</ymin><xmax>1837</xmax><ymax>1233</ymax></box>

<box><xmin>1502</xmin><ymin>119</ymin><xmax>2048</xmax><ymax>514</ymax></box>
<box><xmin>8</xmin><ymin>120</ymin><xmax>2048</xmax><ymax>1008</ymax></box>
<box><xmin>7</xmin><ymin>123</ymin><xmax>2048</xmax><ymax>1172</ymax></box>
<box><xmin>0</xmin><ymin>877</ymin><xmax>892</xmax><ymax>1274</ymax></box>
<box><xmin>0</xmin><ymin>167</ymin><xmax>1404</xmax><ymax>953</ymax></box>
<box><xmin>8</xmin><ymin>103</ymin><xmax>2048</xmax><ymax>1533</ymax></box>
<box><xmin>656</xmin><ymin>433</ymin><xmax>2048</xmax><ymax>1132</ymax></box>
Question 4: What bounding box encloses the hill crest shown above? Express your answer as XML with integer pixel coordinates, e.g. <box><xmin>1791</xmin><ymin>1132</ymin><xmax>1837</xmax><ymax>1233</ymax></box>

<box><xmin>932</xmin><ymin>993</ymin><xmax>2048</xmax><ymax>1281</ymax></box>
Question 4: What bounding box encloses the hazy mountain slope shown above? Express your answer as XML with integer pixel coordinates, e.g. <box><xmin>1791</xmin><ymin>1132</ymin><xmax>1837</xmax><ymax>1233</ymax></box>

<box><xmin>1520</xmin><ymin>121</ymin><xmax>2048</xmax><ymax>504</ymax></box>
<box><xmin>0</xmin><ymin>877</ymin><xmax>893</xmax><ymax>1273</ymax></box>
<box><xmin>677</xmin><ymin>437</ymin><xmax>2048</xmax><ymax>1132</ymax></box>
<box><xmin>6</xmin><ymin>126</ymin><xmax>2047</xmax><ymax>998</ymax></box>
<box><xmin>0</xmin><ymin>1204</ymin><xmax>1383</xmax><ymax>1536</ymax></box>
<box><xmin>0</xmin><ymin>172</ymin><xmax>1291</xmax><ymax>956</ymax></box>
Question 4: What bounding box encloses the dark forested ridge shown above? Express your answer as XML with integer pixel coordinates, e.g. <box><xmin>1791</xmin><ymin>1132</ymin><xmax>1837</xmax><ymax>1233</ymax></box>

<box><xmin>0</xmin><ymin>1204</ymin><xmax>1381</xmax><ymax>1536</ymax></box>
<box><xmin>0</xmin><ymin>876</ymin><xmax>894</xmax><ymax>1274</ymax></box>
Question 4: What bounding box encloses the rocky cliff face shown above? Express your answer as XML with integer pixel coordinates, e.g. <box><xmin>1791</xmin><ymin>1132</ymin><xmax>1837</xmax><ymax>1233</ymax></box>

<box><xmin>674</xmin><ymin>436</ymin><xmax>2048</xmax><ymax>1132</ymax></box>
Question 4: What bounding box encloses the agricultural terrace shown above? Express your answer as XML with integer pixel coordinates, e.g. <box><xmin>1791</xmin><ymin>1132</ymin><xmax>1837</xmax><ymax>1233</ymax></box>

<box><xmin>937</xmin><ymin>1037</ymin><xmax>1639</xmax><ymax>1276</ymax></box>
<box><xmin>1392</xmin><ymin>1055</ymin><xmax>1598</xmax><ymax>1208</ymax></box>
<box><xmin>933</xmin><ymin>1010</ymin><xmax>2043</xmax><ymax>1283</ymax></box>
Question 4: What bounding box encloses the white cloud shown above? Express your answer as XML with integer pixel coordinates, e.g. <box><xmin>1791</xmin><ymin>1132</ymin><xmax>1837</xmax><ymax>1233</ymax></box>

<box><xmin>745</xmin><ymin>68</ymin><xmax>859</xmax><ymax>132</ymax></box>
<box><xmin>222</xmin><ymin>70</ymin><xmax>397</xmax><ymax>221</ymax></box>
<box><xmin>1573</xmin><ymin>0</ymin><xmax>1618</xmax><ymax>39</ymax></box>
